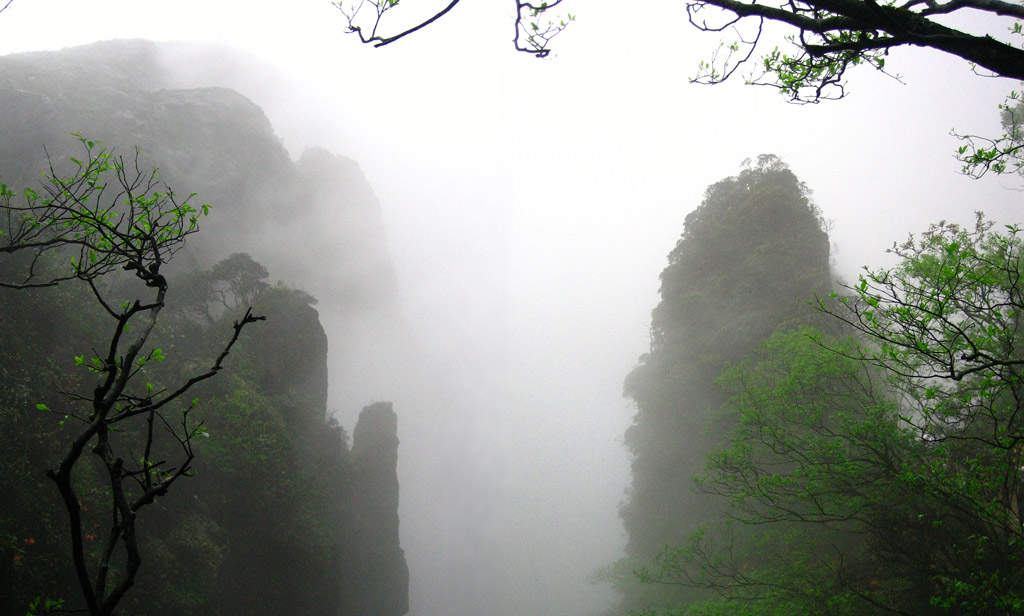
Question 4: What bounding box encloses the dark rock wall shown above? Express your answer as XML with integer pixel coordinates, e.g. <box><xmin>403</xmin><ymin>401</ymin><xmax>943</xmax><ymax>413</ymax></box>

<box><xmin>342</xmin><ymin>402</ymin><xmax>410</xmax><ymax>616</ymax></box>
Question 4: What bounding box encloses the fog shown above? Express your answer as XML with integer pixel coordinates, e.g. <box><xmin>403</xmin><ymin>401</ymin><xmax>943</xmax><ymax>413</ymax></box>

<box><xmin>1</xmin><ymin>2</ymin><xmax>1021</xmax><ymax>615</ymax></box>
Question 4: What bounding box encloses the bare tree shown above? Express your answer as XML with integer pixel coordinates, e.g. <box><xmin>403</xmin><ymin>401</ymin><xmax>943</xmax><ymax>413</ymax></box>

<box><xmin>0</xmin><ymin>137</ymin><xmax>262</xmax><ymax>616</ymax></box>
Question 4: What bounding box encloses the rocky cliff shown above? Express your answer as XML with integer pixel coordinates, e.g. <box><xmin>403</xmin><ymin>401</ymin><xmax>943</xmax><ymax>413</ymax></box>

<box><xmin>0</xmin><ymin>40</ymin><xmax>408</xmax><ymax>616</ymax></box>
<box><xmin>343</xmin><ymin>403</ymin><xmax>411</xmax><ymax>616</ymax></box>
<box><xmin>0</xmin><ymin>38</ymin><xmax>398</xmax><ymax>317</ymax></box>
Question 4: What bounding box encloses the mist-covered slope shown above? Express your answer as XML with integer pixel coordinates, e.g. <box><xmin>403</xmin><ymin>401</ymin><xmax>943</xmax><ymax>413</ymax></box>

<box><xmin>0</xmin><ymin>38</ymin><xmax>398</xmax><ymax>316</ymax></box>
<box><xmin>0</xmin><ymin>40</ymin><xmax>408</xmax><ymax>616</ymax></box>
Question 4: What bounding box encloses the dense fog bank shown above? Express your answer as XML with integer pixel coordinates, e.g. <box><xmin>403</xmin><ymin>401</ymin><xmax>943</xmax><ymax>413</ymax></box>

<box><xmin>2</xmin><ymin>1</ymin><xmax>1023</xmax><ymax>611</ymax></box>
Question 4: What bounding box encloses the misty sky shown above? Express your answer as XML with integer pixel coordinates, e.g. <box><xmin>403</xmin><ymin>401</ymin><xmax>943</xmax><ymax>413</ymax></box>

<box><xmin>1</xmin><ymin>2</ymin><xmax>1021</xmax><ymax>615</ymax></box>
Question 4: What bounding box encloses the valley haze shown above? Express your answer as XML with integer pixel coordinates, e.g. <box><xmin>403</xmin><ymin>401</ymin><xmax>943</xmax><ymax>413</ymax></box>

<box><xmin>0</xmin><ymin>1</ymin><xmax>1022</xmax><ymax>615</ymax></box>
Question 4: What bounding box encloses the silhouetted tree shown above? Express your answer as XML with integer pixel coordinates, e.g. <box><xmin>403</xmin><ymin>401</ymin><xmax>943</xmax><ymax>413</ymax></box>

<box><xmin>173</xmin><ymin>252</ymin><xmax>270</xmax><ymax>325</ymax></box>
<box><xmin>0</xmin><ymin>137</ymin><xmax>262</xmax><ymax>616</ymax></box>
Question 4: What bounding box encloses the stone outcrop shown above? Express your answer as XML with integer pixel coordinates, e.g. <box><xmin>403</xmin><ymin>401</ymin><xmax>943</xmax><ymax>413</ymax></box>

<box><xmin>342</xmin><ymin>402</ymin><xmax>410</xmax><ymax>616</ymax></box>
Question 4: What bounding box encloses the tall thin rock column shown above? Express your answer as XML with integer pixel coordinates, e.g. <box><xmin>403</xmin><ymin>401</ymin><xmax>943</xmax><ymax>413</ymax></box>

<box><xmin>341</xmin><ymin>402</ymin><xmax>409</xmax><ymax>616</ymax></box>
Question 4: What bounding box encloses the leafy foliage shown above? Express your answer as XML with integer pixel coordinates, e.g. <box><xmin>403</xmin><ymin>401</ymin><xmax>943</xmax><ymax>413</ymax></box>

<box><xmin>0</xmin><ymin>139</ymin><xmax>267</xmax><ymax>616</ymax></box>
<box><xmin>0</xmin><ymin>136</ymin><xmax>204</xmax><ymax>289</ymax></box>
<box><xmin>823</xmin><ymin>214</ymin><xmax>1024</xmax><ymax>454</ymax></box>
<box><xmin>956</xmin><ymin>89</ymin><xmax>1024</xmax><ymax>180</ymax></box>
<box><xmin>635</xmin><ymin>217</ymin><xmax>1024</xmax><ymax>615</ymax></box>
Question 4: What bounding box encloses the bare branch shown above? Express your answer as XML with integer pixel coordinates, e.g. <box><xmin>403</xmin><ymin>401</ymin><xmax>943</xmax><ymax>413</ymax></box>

<box><xmin>337</xmin><ymin>0</ymin><xmax>575</xmax><ymax>58</ymax></box>
<box><xmin>337</xmin><ymin>0</ymin><xmax>462</xmax><ymax>47</ymax></box>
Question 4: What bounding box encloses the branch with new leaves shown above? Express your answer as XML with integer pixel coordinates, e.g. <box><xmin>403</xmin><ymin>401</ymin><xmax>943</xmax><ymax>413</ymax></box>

<box><xmin>0</xmin><ymin>137</ymin><xmax>263</xmax><ymax>616</ymax></box>
<box><xmin>818</xmin><ymin>213</ymin><xmax>1024</xmax><ymax>449</ymax></box>
<box><xmin>0</xmin><ymin>136</ymin><xmax>205</xmax><ymax>290</ymax></box>
<box><xmin>686</xmin><ymin>0</ymin><xmax>1024</xmax><ymax>102</ymax></box>
<box><xmin>955</xmin><ymin>88</ymin><xmax>1024</xmax><ymax>181</ymax></box>
<box><xmin>332</xmin><ymin>0</ymin><xmax>1023</xmax><ymax>100</ymax></box>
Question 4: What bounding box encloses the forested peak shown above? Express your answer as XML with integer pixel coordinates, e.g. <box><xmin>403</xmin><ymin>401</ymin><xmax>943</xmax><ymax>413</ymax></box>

<box><xmin>675</xmin><ymin>154</ymin><xmax>822</xmax><ymax>258</ymax></box>
<box><xmin>657</xmin><ymin>156</ymin><xmax>830</xmax><ymax>314</ymax></box>
<box><xmin>618</xmin><ymin>156</ymin><xmax>839</xmax><ymax>612</ymax></box>
<box><xmin>0</xmin><ymin>40</ymin><xmax>410</xmax><ymax>616</ymax></box>
<box><xmin>648</xmin><ymin>156</ymin><xmax>832</xmax><ymax>356</ymax></box>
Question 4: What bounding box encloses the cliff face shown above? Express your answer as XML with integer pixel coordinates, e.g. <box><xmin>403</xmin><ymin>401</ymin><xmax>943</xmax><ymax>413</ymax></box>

<box><xmin>342</xmin><ymin>403</ymin><xmax>411</xmax><ymax>616</ymax></box>
<box><xmin>0</xmin><ymin>39</ymin><xmax>398</xmax><ymax>316</ymax></box>
<box><xmin>0</xmin><ymin>39</ymin><xmax>405</xmax><ymax>421</ymax></box>
<box><xmin>0</xmin><ymin>40</ymin><xmax>408</xmax><ymax>616</ymax></box>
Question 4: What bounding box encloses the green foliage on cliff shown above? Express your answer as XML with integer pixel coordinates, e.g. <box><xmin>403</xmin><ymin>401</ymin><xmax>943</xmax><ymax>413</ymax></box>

<box><xmin>614</xmin><ymin>155</ymin><xmax>834</xmax><ymax>613</ymax></box>
<box><xmin>0</xmin><ymin>41</ymin><xmax>408</xmax><ymax>615</ymax></box>
<box><xmin>0</xmin><ymin>248</ymin><xmax>355</xmax><ymax>615</ymax></box>
<box><xmin>619</xmin><ymin>159</ymin><xmax>1024</xmax><ymax>616</ymax></box>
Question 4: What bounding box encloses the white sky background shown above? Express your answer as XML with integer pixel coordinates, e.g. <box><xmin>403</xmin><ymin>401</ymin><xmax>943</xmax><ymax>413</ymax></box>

<box><xmin>1</xmin><ymin>2</ymin><xmax>1022</xmax><ymax>615</ymax></box>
